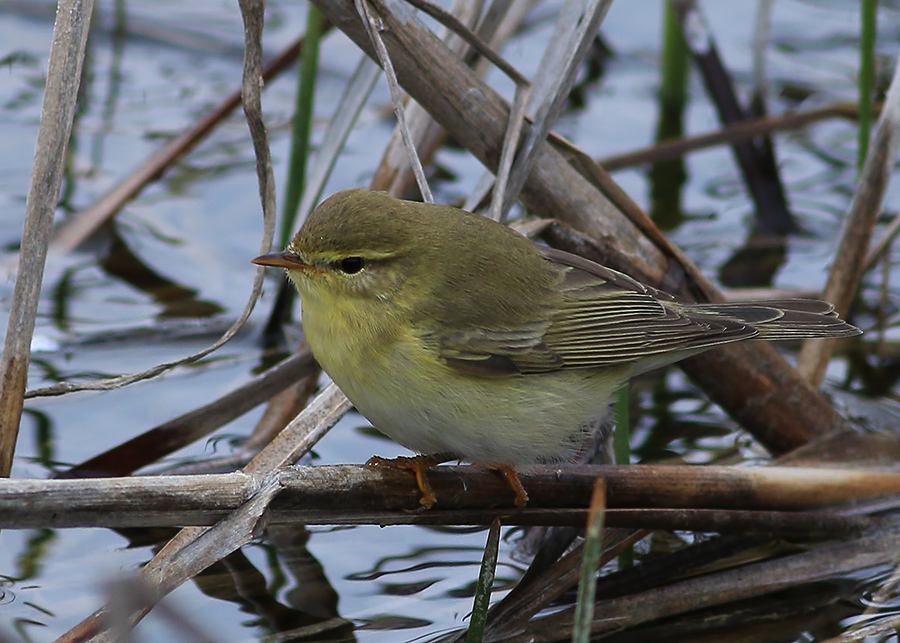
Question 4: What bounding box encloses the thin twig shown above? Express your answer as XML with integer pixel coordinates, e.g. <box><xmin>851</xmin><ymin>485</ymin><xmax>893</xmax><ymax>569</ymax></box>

<box><xmin>597</xmin><ymin>102</ymin><xmax>870</xmax><ymax>171</ymax></box>
<box><xmin>355</xmin><ymin>0</ymin><xmax>434</xmax><ymax>202</ymax></box>
<box><xmin>374</xmin><ymin>0</ymin><xmax>531</xmax><ymax>200</ymax></box>
<box><xmin>490</xmin><ymin>83</ymin><xmax>531</xmax><ymax>220</ymax></box>
<box><xmin>60</xmin><ymin>349</ymin><xmax>317</xmax><ymax>478</ymax></box>
<box><xmin>371</xmin><ymin>0</ymin><xmax>481</xmax><ymax>197</ymax></box>
<box><xmin>402</xmin><ymin>0</ymin><xmax>528</xmax><ymax>85</ymax></box>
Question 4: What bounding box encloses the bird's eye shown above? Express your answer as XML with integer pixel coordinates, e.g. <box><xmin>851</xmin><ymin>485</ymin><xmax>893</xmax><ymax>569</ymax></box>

<box><xmin>339</xmin><ymin>256</ymin><xmax>365</xmax><ymax>274</ymax></box>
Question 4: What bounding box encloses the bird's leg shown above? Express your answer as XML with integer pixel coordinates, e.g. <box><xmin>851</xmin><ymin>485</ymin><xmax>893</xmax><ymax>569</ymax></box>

<box><xmin>367</xmin><ymin>453</ymin><xmax>455</xmax><ymax>508</ymax></box>
<box><xmin>483</xmin><ymin>463</ymin><xmax>529</xmax><ymax>507</ymax></box>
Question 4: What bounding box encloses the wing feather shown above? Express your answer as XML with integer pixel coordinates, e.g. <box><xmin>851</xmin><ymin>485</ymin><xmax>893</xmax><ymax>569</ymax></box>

<box><xmin>436</xmin><ymin>245</ymin><xmax>856</xmax><ymax>379</ymax></box>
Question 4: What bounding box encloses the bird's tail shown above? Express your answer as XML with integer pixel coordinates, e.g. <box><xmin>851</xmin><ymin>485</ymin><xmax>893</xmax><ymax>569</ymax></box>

<box><xmin>690</xmin><ymin>299</ymin><xmax>861</xmax><ymax>340</ymax></box>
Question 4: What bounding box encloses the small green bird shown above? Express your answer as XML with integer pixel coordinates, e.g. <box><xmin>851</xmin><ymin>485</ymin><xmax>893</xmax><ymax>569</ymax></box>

<box><xmin>253</xmin><ymin>189</ymin><xmax>860</xmax><ymax>507</ymax></box>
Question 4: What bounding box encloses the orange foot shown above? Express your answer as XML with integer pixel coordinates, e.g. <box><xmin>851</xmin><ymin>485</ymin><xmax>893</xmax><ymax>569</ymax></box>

<box><xmin>367</xmin><ymin>453</ymin><xmax>454</xmax><ymax>509</ymax></box>
<box><xmin>482</xmin><ymin>463</ymin><xmax>529</xmax><ymax>507</ymax></box>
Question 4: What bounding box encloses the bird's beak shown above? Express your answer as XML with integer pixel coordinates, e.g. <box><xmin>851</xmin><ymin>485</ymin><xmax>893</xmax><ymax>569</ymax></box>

<box><xmin>252</xmin><ymin>251</ymin><xmax>308</xmax><ymax>269</ymax></box>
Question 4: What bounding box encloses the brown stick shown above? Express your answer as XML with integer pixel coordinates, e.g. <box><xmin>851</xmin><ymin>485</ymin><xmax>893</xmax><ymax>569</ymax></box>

<box><xmin>798</xmin><ymin>59</ymin><xmax>900</xmax><ymax>386</ymax></box>
<box><xmin>515</xmin><ymin>525</ymin><xmax>900</xmax><ymax>641</ymax></box>
<box><xmin>3</xmin><ymin>464</ymin><xmax>899</xmax><ymax>529</ymax></box>
<box><xmin>598</xmin><ymin>103</ymin><xmax>866</xmax><ymax>171</ymax></box>
<box><xmin>0</xmin><ymin>0</ymin><xmax>95</xmax><ymax>477</ymax></box>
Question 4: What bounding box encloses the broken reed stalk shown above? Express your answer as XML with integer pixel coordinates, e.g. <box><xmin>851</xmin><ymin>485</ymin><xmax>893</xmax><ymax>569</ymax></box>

<box><xmin>798</xmin><ymin>54</ymin><xmax>900</xmax><ymax>386</ymax></box>
<box><xmin>372</xmin><ymin>0</ymin><xmax>531</xmax><ymax>197</ymax></box>
<box><xmin>4</xmin><ymin>465</ymin><xmax>899</xmax><ymax>530</ymax></box>
<box><xmin>479</xmin><ymin>529</ymin><xmax>649</xmax><ymax>642</ymax></box>
<box><xmin>513</xmin><ymin>524</ymin><xmax>900</xmax><ymax>641</ymax></box>
<box><xmin>0</xmin><ymin>0</ymin><xmax>95</xmax><ymax>477</ymax></box>
<box><xmin>53</xmin><ymin>382</ymin><xmax>351</xmax><ymax>643</ymax></box>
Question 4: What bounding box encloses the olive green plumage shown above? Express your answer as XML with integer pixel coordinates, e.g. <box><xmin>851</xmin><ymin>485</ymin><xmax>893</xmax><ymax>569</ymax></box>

<box><xmin>257</xmin><ymin>189</ymin><xmax>860</xmax><ymax>465</ymax></box>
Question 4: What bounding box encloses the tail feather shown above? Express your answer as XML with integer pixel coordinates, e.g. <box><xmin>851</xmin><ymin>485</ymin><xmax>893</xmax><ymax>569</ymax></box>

<box><xmin>689</xmin><ymin>299</ymin><xmax>860</xmax><ymax>340</ymax></box>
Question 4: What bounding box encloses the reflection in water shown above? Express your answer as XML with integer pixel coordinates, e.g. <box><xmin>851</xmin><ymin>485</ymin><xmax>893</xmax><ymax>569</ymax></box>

<box><xmin>649</xmin><ymin>2</ymin><xmax>689</xmax><ymax>232</ymax></box>
<box><xmin>718</xmin><ymin>226</ymin><xmax>787</xmax><ymax>288</ymax></box>
<box><xmin>89</xmin><ymin>1</ymin><xmax>128</xmax><ymax>177</ymax></box>
<box><xmin>122</xmin><ymin>525</ymin><xmax>358</xmax><ymax>642</ymax></box>
<box><xmin>12</xmin><ymin>528</ymin><xmax>57</xmax><ymax>583</ymax></box>
<box><xmin>22</xmin><ymin>408</ymin><xmax>57</xmax><ymax>474</ymax></box>
<box><xmin>348</xmin><ymin>539</ymin><xmax>520</xmax><ymax>607</ymax></box>
<box><xmin>99</xmin><ymin>228</ymin><xmax>224</xmax><ymax>319</ymax></box>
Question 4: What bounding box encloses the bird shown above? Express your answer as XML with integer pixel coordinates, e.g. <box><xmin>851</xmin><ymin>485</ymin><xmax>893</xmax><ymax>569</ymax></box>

<box><xmin>253</xmin><ymin>189</ymin><xmax>861</xmax><ymax>508</ymax></box>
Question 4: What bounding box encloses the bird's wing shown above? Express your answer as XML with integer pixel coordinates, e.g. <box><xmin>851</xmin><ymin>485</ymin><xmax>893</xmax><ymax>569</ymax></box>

<box><xmin>436</xmin><ymin>304</ymin><xmax>564</xmax><ymax>377</ymax></box>
<box><xmin>537</xmin><ymin>247</ymin><xmax>758</xmax><ymax>369</ymax></box>
<box><xmin>437</xmin><ymin>246</ymin><xmax>758</xmax><ymax>377</ymax></box>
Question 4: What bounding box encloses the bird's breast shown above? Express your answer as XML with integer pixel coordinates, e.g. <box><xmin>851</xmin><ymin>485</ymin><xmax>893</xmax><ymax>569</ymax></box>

<box><xmin>301</xmin><ymin>293</ymin><xmax>401</xmax><ymax>372</ymax></box>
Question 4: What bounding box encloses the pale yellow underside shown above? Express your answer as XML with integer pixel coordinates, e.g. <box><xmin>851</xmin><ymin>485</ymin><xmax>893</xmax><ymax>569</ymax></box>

<box><xmin>299</xmin><ymin>279</ymin><xmax>625</xmax><ymax>463</ymax></box>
